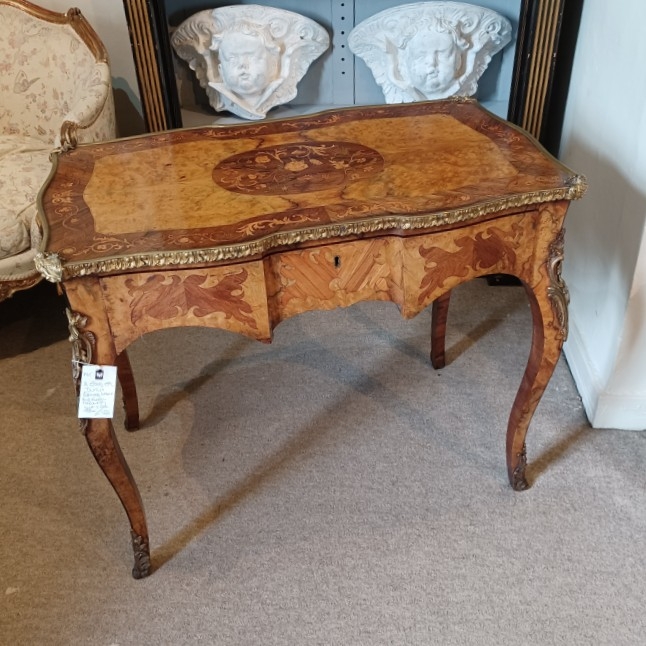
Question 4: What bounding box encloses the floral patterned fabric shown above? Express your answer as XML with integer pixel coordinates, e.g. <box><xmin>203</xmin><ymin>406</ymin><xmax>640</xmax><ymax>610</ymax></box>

<box><xmin>0</xmin><ymin>2</ymin><xmax>116</xmax><ymax>289</ymax></box>
<box><xmin>0</xmin><ymin>135</ymin><xmax>49</xmax><ymax>260</ymax></box>
<box><xmin>0</xmin><ymin>4</ymin><xmax>115</xmax><ymax>145</ymax></box>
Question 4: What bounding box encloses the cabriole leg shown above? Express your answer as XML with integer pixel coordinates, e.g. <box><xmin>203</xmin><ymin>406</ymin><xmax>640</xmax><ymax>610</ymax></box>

<box><xmin>507</xmin><ymin>230</ymin><xmax>569</xmax><ymax>490</ymax></box>
<box><xmin>506</xmin><ymin>289</ymin><xmax>562</xmax><ymax>490</ymax></box>
<box><xmin>85</xmin><ymin>418</ymin><xmax>151</xmax><ymax>578</ymax></box>
<box><xmin>115</xmin><ymin>350</ymin><xmax>140</xmax><ymax>431</ymax></box>
<box><xmin>430</xmin><ymin>290</ymin><xmax>451</xmax><ymax>369</ymax></box>
<box><xmin>66</xmin><ymin>305</ymin><xmax>150</xmax><ymax>578</ymax></box>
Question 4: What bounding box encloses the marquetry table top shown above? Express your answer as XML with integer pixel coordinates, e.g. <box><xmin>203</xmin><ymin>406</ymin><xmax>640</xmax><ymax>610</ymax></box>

<box><xmin>38</xmin><ymin>98</ymin><xmax>585</xmax><ymax>279</ymax></box>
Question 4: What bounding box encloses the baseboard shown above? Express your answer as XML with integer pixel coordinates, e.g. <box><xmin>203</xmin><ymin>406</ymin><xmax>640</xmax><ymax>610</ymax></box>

<box><xmin>592</xmin><ymin>393</ymin><xmax>646</xmax><ymax>431</ymax></box>
<box><xmin>563</xmin><ymin>318</ymin><xmax>601</xmax><ymax>426</ymax></box>
<box><xmin>564</xmin><ymin>320</ymin><xmax>646</xmax><ymax>430</ymax></box>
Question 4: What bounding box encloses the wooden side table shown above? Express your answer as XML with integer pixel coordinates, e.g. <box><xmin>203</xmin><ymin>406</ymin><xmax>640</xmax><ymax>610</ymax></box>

<box><xmin>36</xmin><ymin>98</ymin><xmax>586</xmax><ymax>578</ymax></box>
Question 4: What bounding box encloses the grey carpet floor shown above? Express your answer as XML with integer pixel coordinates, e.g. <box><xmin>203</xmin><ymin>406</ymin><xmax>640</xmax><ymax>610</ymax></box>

<box><xmin>2</xmin><ymin>279</ymin><xmax>646</xmax><ymax>645</ymax></box>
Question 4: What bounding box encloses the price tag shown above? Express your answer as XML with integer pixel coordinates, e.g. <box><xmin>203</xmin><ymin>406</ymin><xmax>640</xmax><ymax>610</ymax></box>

<box><xmin>78</xmin><ymin>364</ymin><xmax>118</xmax><ymax>419</ymax></box>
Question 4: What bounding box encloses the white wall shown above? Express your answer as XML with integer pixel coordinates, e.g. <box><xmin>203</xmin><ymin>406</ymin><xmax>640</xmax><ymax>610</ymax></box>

<box><xmin>559</xmin><ymin>0</ymin><xmax>646</xmax><ymax>429</ymax></box>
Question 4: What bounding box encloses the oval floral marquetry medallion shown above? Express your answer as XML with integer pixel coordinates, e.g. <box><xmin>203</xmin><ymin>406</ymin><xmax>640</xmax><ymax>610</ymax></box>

<box><xmin>212</xmin><ymin>141</ymin><xmax>384</xmax><ymax>195</ymax></box>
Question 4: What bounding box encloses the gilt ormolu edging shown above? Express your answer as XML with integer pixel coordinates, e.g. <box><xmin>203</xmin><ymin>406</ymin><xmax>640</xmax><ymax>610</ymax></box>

<box><xmin>66</xmin><ymin>308</ymin><xmax>95</xmax><ymax>433</ymax></box>
<box><xmin>52</xmin><ymin>181</ymin><xmax>587</xmax><ymax>280</ymax></box>
<box><xmin>546</xmin><ymin>228</ymin><xmax>569</xmax><ymax>341</ymax></box>
<box><xmin>511</xmin><ymin>442</ymin><xmax>529</xmax><ymax>491</ymax></box>
<box><xmin>564</xmin><ymin>173</ymin><xmax>587</xmax><ymax>200</ymax></box>
<box><xmin>130</xmin><ymin>530</ymin><xmax>151</xmax><ymax>579</ymax></box>
<box><xmin>34</xmin><ymin>252</ymin><xmax>63</xmax><ymax>283</ymax></box>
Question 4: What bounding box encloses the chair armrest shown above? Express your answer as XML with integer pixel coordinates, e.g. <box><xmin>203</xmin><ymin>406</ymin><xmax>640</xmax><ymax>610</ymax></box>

<box><xmin>59</xmin><ymin>63</ymin><xmax>112</xmax><ymax>149</ymax></box>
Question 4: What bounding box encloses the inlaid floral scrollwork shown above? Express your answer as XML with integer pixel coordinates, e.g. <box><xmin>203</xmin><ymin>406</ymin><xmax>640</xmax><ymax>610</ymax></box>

<box><xmin>126</xmin><ymin>271</ymin><xmax>258</xmax><ymax>330</ymax></box>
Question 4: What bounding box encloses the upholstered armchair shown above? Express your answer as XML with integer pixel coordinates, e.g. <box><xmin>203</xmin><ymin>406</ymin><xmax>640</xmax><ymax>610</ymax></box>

<box><xmin>0</xmin><ymin>0</ymin><xmax>116</xmax><ymax>301</ymax></box>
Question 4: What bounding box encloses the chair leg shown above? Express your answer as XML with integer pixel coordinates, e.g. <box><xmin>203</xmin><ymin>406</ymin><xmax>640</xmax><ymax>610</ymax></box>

<box><xmin>430</xmin><ymin>290</ymin><xmax>451</xmax><ymax>369</ymax></box>
<box><xmin>116</xmin><ymin>350</ymin><xmax>140</xmax><ymax>431</ymax></box>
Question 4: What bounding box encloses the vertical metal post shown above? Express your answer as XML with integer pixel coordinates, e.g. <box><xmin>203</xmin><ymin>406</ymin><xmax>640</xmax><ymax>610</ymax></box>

<box><xmin>331</xmin><ymin>0</ymin><xmax>355</xmax><ymax>105</ymax></box>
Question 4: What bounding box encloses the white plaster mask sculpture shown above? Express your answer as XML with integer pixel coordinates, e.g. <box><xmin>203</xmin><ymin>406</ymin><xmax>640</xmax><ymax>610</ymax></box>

<box><xmin>171</xmin><ymin>5</ymin><xmax>329</xmax><ymax>120</ymax></box>
<box><xmin>348</xmin><ymin>2</ymin><xmax>512</xmax><ymax>103</ymax></box>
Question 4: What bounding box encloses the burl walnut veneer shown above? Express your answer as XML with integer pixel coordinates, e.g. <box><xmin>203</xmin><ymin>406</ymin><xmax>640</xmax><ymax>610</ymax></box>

<box><xmin>36</xmin><ymin>98</ymin><xmax>586</xmax><ymax>578</ymax></box>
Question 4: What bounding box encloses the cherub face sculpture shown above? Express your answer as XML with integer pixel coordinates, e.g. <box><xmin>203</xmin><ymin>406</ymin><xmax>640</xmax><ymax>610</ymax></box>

<box><xmin>217</xmin><ymin>30</ymin><xmax>279</xmax><ymax>101</ymax></box>
<box><xmin>401</xmin><ymin>28</ymin><xmax>463</xmax><ymax>96</ymax></box>
<box><xmin>171</xmin><ymin>6</ymin><xmax>329</xmax><ymax>121</ymax></box>
<box><xmin>348</xmin><ymin>2</ymin><xmax>512</xmax><ymax>105</ymax></box>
